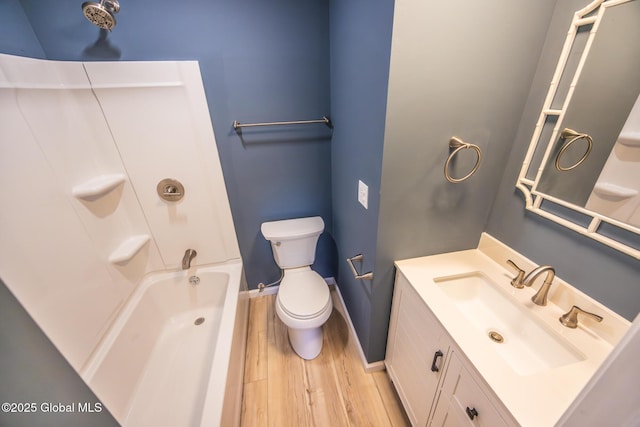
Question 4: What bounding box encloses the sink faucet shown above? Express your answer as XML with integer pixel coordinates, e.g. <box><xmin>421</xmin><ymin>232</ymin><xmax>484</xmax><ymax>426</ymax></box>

<box><xmin>506</xmin><ymin>260</ymin><xmax>555</xmax><ymax>306</ymax></box>
<box><xmin>523</xmin><ymin>265</ymin><xmax>555</xmax><ymax>306</ymax></box>
<box><xmin>182</xmin><ymin>249</ymin><xmax>197</xmax><ymax>270</ymax></box>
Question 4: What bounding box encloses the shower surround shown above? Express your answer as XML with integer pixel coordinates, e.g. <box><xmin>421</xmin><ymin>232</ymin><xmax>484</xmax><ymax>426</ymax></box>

<box><xmin>0</xmin><ymin>54</ymin><xmax>246</xmax><ymax>426</ymax></box>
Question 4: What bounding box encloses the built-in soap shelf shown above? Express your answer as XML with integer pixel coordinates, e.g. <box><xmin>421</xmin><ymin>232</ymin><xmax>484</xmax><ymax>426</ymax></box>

<box><xmin>592</xmin><ymin>182</ymin><xmax>638</xmax><ymax>200</ymax></box>
<box><xmin>72</xmin><ymin>174</ymin><xmax>127</xmax><ymax>201</ymax></box>
<box><xmin>109</xmin><ymin>235</ymin><xmax>151</xmax><ymax>264</ymax></box>
<box><xmin>618</xmin><ymin>132</ymin><xmax>640</xmax><ymax>147</ymax></box>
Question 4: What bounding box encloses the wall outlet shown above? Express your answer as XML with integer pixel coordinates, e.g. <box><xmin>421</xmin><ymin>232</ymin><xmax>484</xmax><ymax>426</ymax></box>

<box><xmin>358</xmin><ymin>180</ymin><xmax>368</xmax><ymax>209</ymax></box>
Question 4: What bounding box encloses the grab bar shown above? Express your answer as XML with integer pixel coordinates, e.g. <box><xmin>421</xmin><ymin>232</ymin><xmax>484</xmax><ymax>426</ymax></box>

<box><xmin>346</xmin><ymin>254</ymin><xmax>373</xmax><ymax>280</ymax></box>
<box><xmin>555</xmin><ymin>128</ymin><xmax>593</xmax><ymax>171</ymax></box>
<box><xmin>444</xmin><ymin>137</ymin><xmax>482</xmax><ymax>183</ymax></box>
<box><xmin>233</xmin><ymin>116</ymin><xmax>332</xmax><ymax>132</ymax></box>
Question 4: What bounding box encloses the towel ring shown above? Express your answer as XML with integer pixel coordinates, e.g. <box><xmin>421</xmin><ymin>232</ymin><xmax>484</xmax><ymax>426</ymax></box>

<box><xmin>555</xmin><ymin>128</ymin><xmax>593</xmax><ymax>172</ymax></box>
<box><xmin>445</xmin><ymin>137</ymin><xmax>482</xmax><ymax>183</ymax></box>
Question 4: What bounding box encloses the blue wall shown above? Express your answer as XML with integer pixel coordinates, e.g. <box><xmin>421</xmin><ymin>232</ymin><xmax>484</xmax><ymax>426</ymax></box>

<box><xmin>0</xmin><ymin>0</ymin><xmax>44</xmax><ymax>58</ymax></box>
<box><xmin>329</xmin><ymin>0</ymin><xmax>394</xmax><ymax>363</ymax></box>
<box><xmin>14</xmin><ymin>0</ymin><xmax>333</xmax><ymax>289</ymax></box>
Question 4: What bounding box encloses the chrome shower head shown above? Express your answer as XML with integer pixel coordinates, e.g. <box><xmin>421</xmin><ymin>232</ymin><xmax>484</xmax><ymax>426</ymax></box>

<box><xmin>82</xmin><ymin>0</ymin><xmax>120</xmax><ymax>31</ymax></box>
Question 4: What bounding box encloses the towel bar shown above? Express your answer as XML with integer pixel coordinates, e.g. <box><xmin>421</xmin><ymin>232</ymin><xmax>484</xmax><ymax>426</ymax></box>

<box><xmin>233</xmin><ymin>116</ymin><xmax>332</xmax><ymax>132</ymax></box>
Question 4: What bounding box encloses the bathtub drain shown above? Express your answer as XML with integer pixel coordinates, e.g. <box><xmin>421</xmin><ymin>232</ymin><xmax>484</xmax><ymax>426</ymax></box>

<box><xmin>194</xmin><ymin>317</ymin><xmax>205</xmax><ymax>326</ymax></box>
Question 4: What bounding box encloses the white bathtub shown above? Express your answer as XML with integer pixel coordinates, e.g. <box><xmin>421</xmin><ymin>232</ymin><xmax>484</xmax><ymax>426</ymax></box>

<box><xmin>82</xmin><ymin>260</ymin><xmax>248</xmax><ymax>427</ymax></box>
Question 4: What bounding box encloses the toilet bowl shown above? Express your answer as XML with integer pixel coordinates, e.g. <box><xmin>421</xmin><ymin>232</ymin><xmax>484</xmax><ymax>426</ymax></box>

<box><xmin>261</xmin><ymin>216</ymin><xmax>333</xmax><ymax>360</ymax></box>
<box><xmin>275</xmin><ymin>267</ymin><xmax>332</xmax><ymax>359</ymax></box>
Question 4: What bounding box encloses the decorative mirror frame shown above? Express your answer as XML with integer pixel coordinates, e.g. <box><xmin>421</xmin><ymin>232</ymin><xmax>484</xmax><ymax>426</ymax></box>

<box><xmin>516</xmin><ymin>0</ymin><xmax>640</xmax><ymax>260</ymax></box>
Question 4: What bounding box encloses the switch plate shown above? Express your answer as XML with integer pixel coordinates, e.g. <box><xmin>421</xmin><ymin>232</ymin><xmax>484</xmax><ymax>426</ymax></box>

<box><xmin>358</xmin><ymin>180</ymin><xmax>368</xmax><ymax>209</ymax></box>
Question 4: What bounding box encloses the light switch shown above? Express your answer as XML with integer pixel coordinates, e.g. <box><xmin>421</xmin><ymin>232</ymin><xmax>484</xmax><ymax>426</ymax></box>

<box><xmin>358</xmin><ymin>180</ymin><xmax>368</xmax><ymax>209</ymax></box>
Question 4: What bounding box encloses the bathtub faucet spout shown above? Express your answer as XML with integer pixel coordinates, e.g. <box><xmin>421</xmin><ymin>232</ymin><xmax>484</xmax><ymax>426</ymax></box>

<box><xmin>182</xmin><ymin>249</ymin><xmax>197</xmax><ymax>270</ymax></box>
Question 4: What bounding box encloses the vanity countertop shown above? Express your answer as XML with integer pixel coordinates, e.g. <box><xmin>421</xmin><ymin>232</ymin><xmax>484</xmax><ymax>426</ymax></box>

<box><xmin>394</xmin><ymin>233</ymin><xmax>631</xmax><ymax>427</ymax></box>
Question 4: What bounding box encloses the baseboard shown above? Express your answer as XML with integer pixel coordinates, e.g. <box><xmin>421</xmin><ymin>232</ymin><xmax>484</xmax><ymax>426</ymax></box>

<box><xmin>328</xmin><ymin>278</ymin><xmax>385</xmax><ymax>373</ymax></box>
<box><xmin>249</xmin><ymin>277</ymin><xmax>385</xmax><ymax>373</ymax></box>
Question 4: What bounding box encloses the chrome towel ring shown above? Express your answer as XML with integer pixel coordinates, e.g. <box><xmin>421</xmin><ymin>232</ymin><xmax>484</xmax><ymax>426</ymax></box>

<box><xmin>444</xmin><ymin>137</ymin><xmax>482</xmax><ymax>183</ymax></box>
<box><xmin>555</xmin><ymin>128</ymin><xmax>593</xmax><ymax>171</ymax></box>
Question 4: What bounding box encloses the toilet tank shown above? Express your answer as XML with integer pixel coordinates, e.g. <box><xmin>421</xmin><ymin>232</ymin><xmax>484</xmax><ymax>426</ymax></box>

<box><xmin>261</xmin><ymin>216</ymin><xmax>324</xmax><ymax>269</ymax></box>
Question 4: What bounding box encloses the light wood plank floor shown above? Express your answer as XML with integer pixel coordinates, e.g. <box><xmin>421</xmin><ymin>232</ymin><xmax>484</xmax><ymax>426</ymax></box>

<box><xmin>241</xmin><ymin>290</ymin><xmax>410</xmax><ymax>427</ymax></box>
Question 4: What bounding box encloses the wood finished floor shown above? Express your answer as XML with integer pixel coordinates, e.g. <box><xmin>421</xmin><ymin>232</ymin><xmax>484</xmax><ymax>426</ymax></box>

<box><xmin>241</xmin><ymin>290</ymin><xmax>410</xmax><ymax>427</ymax></box>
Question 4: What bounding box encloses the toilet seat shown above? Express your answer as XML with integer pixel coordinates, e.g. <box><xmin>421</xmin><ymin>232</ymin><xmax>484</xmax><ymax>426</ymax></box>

<box><xmin>277</xmin><ymin>269</ymin><xmax>331</xmax><ymax>320</ymax></box>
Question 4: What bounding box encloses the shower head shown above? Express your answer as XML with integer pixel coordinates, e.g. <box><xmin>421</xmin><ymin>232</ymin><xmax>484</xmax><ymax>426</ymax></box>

<box><xmin>82</xmin><ymin>0</ymin><xmax>120</xmax><ymax>31</ymax></box>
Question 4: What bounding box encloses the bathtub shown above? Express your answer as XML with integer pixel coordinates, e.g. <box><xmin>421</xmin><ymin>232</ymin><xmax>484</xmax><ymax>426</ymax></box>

<box><xmin>81</xmin><ymin>260</ymin><xmax>248</xmax><ymax>427</ymax></box>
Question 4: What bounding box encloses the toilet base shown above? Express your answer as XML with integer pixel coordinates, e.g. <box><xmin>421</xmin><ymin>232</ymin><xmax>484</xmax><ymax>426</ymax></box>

<box><xmin>287</xmin><ymin>326</ymin><xmax>323</xmax><ymax>360</ymax></box>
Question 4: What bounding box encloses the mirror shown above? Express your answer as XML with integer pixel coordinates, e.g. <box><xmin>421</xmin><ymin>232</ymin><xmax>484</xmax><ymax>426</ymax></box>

<box><xmin>517</xmin><ymin>0</ymin><xmax>640</xmax><ymax>260</ymax></box>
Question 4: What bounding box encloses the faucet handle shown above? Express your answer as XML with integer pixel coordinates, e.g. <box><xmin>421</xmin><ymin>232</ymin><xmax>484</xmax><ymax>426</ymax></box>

<box><xmin>559</xmin><ymin>305</ymin><xmax>603</xmax><ymax>329</ymax></box>
<box><xmin>506</xmin><ymin>259</ymin><xmax>526</xmax><ymax>289</ymax></box>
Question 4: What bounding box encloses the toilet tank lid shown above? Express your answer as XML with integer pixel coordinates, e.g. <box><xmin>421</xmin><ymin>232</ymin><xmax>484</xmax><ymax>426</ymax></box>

<box><xmin>261</xmin><ymin>216</ymin><xmax>324</xmax><ymax>241</ymax></box>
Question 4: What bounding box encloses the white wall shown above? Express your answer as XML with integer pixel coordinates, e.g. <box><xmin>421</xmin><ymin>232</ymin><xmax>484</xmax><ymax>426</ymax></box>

<box><xmin>0</xmin><ymin>54</ymin><xmax>239</xmax><ymax>371</ymax></box>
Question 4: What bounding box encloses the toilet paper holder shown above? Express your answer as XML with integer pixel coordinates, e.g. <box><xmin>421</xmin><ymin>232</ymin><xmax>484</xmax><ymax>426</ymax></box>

<box><xmin>347</xmin><ymin>254</ymin><xmax>374</xmax><ymax>280</ymax></box>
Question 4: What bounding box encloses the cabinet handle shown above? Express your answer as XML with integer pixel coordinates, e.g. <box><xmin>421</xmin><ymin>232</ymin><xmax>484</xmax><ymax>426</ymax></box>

<box><xmin>466</xmin><ymin>407</ymin><xmax>478</xmax><ymax>420</ymax></box>
<box><xmin>430</xmin><ymin>350</ymin><xmax>444</xmax><ymax>372</ymax></box>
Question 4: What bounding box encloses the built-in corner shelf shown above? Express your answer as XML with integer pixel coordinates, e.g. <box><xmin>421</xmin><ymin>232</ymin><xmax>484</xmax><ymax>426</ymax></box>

<box><xmin>618</xmin><ymin>132</ymin><xmax>640</xmax><ymax>147</ymax></box>
<box><xmin>592</xmin><ymin>182</ymin><xmax>638</xmax><ymax>200</ymax></box>
<box><xmin>72</xmin><ymin>174</ymin><xmax>127</xmax><ymax>201</ymax></box>
<box><xmin>109</xmin><ymin>235</ymin><xmax>151</xmax><ymax>264</ymax></box>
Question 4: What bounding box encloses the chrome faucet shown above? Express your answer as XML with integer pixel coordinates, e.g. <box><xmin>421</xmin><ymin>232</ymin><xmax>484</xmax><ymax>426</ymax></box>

<box><xmin>524</xmin><ymin>265</ymin><xmax>555</xmax><ymax>306</ymax></box>
<box><xmin>559</xmin><ymin>305</ymin><xmax>603</xmax><ymax>328</ymax></box>
<box><xmin>506</xmin><ymin>260</ymin><xmax>555</xmax><ymax>306</ymax></box>
<box><xmin>182</xmin><ymin>249</ymin><xmax>197</xmax><ymax>270</ymax></box>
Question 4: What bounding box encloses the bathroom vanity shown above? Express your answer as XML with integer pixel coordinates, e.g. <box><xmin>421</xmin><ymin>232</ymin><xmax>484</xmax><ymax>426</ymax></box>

<box><xmin>385</xmin><ymin>234</ymin><xmax>630</xmax><ymax>427</ymax></box>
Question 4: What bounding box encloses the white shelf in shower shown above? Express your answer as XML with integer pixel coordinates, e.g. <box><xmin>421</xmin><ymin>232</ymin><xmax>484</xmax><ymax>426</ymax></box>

<box><xmin>72</xmin><ymin>174</ymin><xmax>127</xmax><ymax>200</ymax></box>
<box><xmin>618</xmin><ymin>131</ymin><xmax>640</xmax><ymax>147</ymax></box>
<box><xmin>592</xmin><ymin>182</ymin><xmax>638</xmax><ymax>200</ymax></box>
<box><xmin>109</xmin><ymin>235</ymin><xmax>151</xmax><ymax>264</ymax></box>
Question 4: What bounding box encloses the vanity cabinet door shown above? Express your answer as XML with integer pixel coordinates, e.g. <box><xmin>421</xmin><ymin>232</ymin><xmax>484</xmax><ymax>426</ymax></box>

<box><xmin>430</xmin><ymin>352</ymin><xmax>510</xmax><ymax>427</ymax></box>
<box><xmin>386</xmin><ymin>273</ymin><xmax>451</xmax><ymax>427</ymax></box>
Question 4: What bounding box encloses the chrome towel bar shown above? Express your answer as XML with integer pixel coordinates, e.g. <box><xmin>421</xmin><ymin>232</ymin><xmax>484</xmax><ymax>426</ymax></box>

<box><xmin>233</xmin><ymin>116</ymin><xmax>332</xmax><ymax>132</ymax></box>
<box><xmin>346</xmin><ymin>254</ymin><xmax>373</xmax><ymax>280</ymax></box>
<box><xmin>444</xmin><ymin>136</ymin><xmax>482</xmax><ymax>183</ymax></box>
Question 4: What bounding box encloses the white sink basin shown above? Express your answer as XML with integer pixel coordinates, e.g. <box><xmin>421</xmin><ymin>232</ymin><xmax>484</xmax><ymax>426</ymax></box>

<box><xmin>434</xmin><ymin>272</ymin><xmax>585</xmax><ymax>375</ymax></box>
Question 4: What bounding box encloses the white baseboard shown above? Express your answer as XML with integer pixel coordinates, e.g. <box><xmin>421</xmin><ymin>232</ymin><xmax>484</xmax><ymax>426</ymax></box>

<box><xmin>328</xmin><ymin>278</ymin><xmax>386</xmax><ymax>373</ymax></box>
<box><xmin>250</xmin><ymin>277</ymin><xmax>385</xmax><ymax>373</ymax></box>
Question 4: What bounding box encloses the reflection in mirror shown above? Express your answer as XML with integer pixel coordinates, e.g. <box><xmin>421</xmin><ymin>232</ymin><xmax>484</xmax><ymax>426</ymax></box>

<box><xmin>517</xmin><ymin>0</ymin><xmax>640</xmax><ymax>260</ymax></box>
<box><xmin>586</xmin><ymin>95</ymin><xmax>640</xmax><ymax>227</ymax></box>
<box><xmin>535</xmin><ymin>1</ymin><xmax>640</xmax><ymax>208</ymax></box>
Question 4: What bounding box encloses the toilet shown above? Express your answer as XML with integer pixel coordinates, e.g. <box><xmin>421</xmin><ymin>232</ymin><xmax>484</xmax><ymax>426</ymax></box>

<box><xmin>261</xmin><ymin>216</ymin><xmax>333</xmax><ymax>360</ymax></box>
